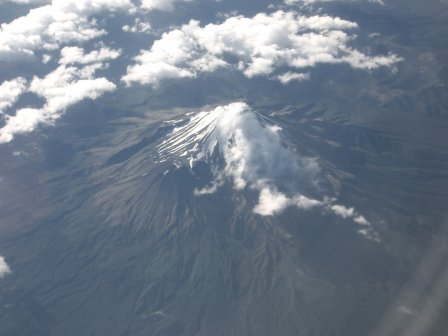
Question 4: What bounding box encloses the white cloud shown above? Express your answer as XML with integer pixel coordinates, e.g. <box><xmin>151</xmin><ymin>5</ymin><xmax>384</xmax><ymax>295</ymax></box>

<box><xmin>59</xmin><ymin>46</ymin><xmax>122</xmax><ymax>65</ymax></box>
<box><xmin>122</xmin><ymin>25</ymin><xmax>226</xmax><ymax>86</ymax></box>
<box><xmin>42</xmin><ymin>54</ymin><xmax>52</xmax><ymax>64</ymax></box>
<box><xmin>122</xmin><ymin>18</ymin><xmax>152</xmax><ymax>34</ymax></box>
<box><xmin>331</xmin><ymin>204</ymin><xmax>355</xmax><ymax>218</ymax></box>
<box><xmin>330</xmin><ymin>204</ymin><xmax>371</xmax><ymax>226</ymax></box>
<box><xmin>140</xmin><ymin>0</ymin><xmax>191</xmax><ymax>11</ymax></box>
<box><xmin>254</xmin><ymin>187</ymin><xmax>293</xmax><ymax>216</ymax></box>
<box><xmin>0</xmin><ymin>256</ymin><xmax>11</xmax><ymax>278</ymax></box>
<box><xmin>254</xmin><ymin>186</ymin><xmax>322</xmax><ymax>216</ymax></box>
<box><xmin>29</xmin><ymin>64</ymin><xmax>116</xmax><ymax>114</ymax></box>
<box><xmin>354</xmin><ymin>215</ymin><xmax>369</xmax><ymax>226</ymax></box>
<box><xmin>0</xmin><ymin>108</ymin><xmax>43</xmax><ymax>142</ymax></box>
<box><xmin>0</xmin><ymin>47</ymin><xmax>117</xmax><ymax>143</ymax></box>
<box><xmin>0</xmin><ymin>77</ymin><xmax>27</xmax><ymax>113</ymax></box>
<box><xmin>123</xmin><ymin>10</ymin><xmax>401</xmax><ymax>86</ymax></box>
<box><xmin>276</xmin><ymin>72</ymin><xmax>310</xmax><ymax>84</ymax></box>
<box><xmin>330</xmin><ymin>203</ymin><xmax>379</xmax><ymax>240</ymax></box>
<box><xmin>0</xmin><ymin>0</ymin><xmax>133</xmax><ymax>61</ymax></box>
<box><xmin>358</xmin><ymin>228</ymin><xmax>380</xmax><ymax>242</ymax></box>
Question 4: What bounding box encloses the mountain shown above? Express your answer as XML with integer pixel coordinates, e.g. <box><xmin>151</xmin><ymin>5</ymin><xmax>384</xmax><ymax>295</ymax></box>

<box><xmin>1</xmin><ymin>1</ymin><xmax>448</xmax><ymax>335</ymax></box>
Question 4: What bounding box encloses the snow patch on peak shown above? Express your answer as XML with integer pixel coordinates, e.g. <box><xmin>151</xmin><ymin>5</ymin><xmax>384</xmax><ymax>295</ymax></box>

<box><xmin>158</xmin><ymin>102</ymin><xmax>319</xmax><ymax>211</ymax></box>
<box><xmin>158</xmin><ymin>102</ymin><xmax>318</xmax><ymax>186</ymax></box>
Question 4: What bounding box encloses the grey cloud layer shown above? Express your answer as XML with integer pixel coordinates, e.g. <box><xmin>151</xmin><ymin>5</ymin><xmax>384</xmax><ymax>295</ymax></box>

<box><xmin>123</xmin><ymin>10</ymin><xmax>401</xmax><ymax>86</ymax></box>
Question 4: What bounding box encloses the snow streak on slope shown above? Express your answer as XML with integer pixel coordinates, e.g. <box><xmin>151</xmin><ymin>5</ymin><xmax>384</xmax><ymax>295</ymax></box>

<box><xmin>158</xmin><ymin>102</ymin><xmax>378</xmax><ymax>240</ymax></box>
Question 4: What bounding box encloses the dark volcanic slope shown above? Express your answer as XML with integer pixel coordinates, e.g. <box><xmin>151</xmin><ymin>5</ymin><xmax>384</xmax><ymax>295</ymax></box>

<box><xmin>0</xmin><ymin>94</ymin><xmax>447</xmax><ymax>336</ymax></box>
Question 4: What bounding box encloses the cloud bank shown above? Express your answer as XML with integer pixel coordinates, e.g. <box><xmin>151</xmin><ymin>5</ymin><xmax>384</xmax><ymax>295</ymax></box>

<box><xmin>123</xmin><ymin>10</ymin><xmax>401</xmax><ymax>86</ymax></box>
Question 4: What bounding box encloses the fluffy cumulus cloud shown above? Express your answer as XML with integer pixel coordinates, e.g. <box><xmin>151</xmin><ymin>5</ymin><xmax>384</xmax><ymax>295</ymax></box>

<box><xmin>0</xmin><ymin>256</ymin><xmax>11</xmax><ymax>278</ymax></box>
<box><xmin>0</xmin><ymin>47</ymin><xmax>118</xmax><ymax>143</ymax></box>
<box><xmin>123</xmin><ymin>10</ymin><xmax>401</xmax><ymax>86</ymax></box>
<box><xmin>28</xmin><ymin>65</ymin><xmax>115</xmax><ymax>115</ymax></box>
<box><xmin>0</xmin><ymin>0</ymin><xmax>133</xmax><ymax>60</ymax></box>
<box><xmin>0</xmin><ymin>77</ymin><xmax>28</xmax><ymax>113</ymax></box>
